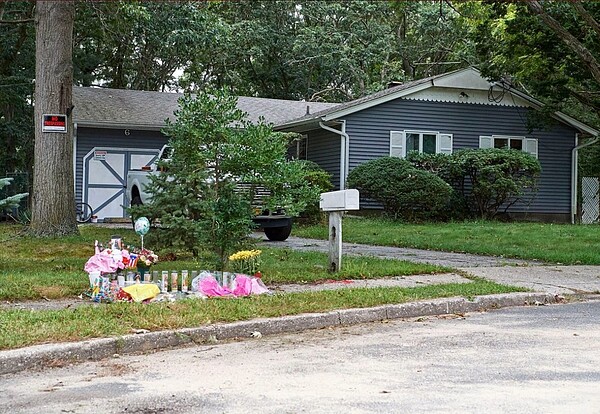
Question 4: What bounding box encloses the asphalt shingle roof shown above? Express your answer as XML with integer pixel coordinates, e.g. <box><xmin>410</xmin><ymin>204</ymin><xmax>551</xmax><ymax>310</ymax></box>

<box><xmin>277</xmin><ymin>75</ymin><xmax>438</xmax><ymax>127</ymax></box>
<box><xmin>72</xmin><ymin>87</ymin><xmax>339</xmax><ymax>128</ymax></box>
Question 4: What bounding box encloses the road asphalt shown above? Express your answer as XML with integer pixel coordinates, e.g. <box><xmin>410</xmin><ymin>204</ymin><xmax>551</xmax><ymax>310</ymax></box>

<box><xmin>2</xmin><ymin>233</ymin><xmax>600</xmax><ymax>375</ymax></box>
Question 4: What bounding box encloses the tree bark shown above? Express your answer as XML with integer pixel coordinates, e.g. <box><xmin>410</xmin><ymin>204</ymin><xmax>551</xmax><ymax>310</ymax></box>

<box><xmin>30</xmin><ymin>1</ymin><xmax>78</xmax><ymax>236</ymax></box>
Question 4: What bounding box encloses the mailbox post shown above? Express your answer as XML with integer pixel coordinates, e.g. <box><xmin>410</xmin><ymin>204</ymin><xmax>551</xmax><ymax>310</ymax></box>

<box><xmin>319</xmin><ymin>189</ymin><xmax>360</xmax><ymax>272</ymax></box>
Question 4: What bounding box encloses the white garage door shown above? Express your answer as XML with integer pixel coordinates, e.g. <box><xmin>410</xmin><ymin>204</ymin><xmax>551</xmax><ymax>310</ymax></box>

<box><xmin>83</xmin><ymin>147</ymin><xmax>159</xmax><ymax>220</ymax></box>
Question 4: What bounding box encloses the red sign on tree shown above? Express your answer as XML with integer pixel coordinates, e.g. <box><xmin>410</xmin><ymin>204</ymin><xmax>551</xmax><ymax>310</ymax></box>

<box><xmin>42</xmin><ymin>114</ymin><xmax>67</xmax><ymax>133</ymax></box>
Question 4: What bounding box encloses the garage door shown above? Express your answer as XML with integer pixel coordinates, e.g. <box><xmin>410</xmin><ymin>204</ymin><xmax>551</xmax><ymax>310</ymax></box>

<box><xmin>83</xmin><ymin>147</ymin><xmax>159</xmax><ymax>220</ymax></box>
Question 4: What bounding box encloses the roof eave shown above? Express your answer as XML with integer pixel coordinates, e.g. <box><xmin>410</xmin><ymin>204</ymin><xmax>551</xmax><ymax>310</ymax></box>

<box><xmin>75</xmin><ymin>120</ymin><xmax>166</xmax><ymax>131</ymax></box>
<box><xmin>275</xmin><ymin>117</ymin><xmax>324</xmax><ymax>131</ymax></box>
<box><xmin>321</xmin><ymin>80</ymin><xmax>434</xmax><ymax>122</ymax></box>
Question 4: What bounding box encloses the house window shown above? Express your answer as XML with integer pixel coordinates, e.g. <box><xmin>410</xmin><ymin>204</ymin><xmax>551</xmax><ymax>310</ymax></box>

<box><xmin>390</xmin><ymin>130</ymin><xmax>453</xmax><ymax>158</ymax></box>
<box><xmin>479</xmin><ymin>135</ymin><xmax>538</xmax><ymax>158</ymax></box>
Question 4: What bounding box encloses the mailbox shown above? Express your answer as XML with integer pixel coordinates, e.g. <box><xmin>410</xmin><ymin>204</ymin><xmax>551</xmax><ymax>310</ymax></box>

<box><xmin>319</xmin><ymin>189</ymin><xmax>360</xmax><ymax>212</ymax></box>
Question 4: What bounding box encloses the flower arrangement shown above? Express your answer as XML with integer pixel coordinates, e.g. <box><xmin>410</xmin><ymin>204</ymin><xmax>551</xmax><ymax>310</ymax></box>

<box><xmin>134</xmin><ymin>248</ymin><xmax>159</xmax><ymax>268</ymax></box>
<box><xmin>84</xmin><ymin>239</ymin><xmax>159</xmax><ymax>276</ymax></box>
<box><xmin>229</xmin><ymin>249</ymin><xmax>262</xmax><ymax>276</ymax></box>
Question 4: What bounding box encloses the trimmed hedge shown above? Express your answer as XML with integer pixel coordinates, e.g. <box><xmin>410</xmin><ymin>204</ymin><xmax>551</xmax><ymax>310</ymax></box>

<box><xmin>346</xmin><ymin>156</ymin><xmax>453</xmax><ymax>220</ymax></box>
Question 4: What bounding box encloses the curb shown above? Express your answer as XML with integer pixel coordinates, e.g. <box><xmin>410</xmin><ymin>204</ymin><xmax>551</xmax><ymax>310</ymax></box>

<box><xmin>0</xmin><ymin>292</ymin><xmax>561</xmax><ymax>376</ymax></box>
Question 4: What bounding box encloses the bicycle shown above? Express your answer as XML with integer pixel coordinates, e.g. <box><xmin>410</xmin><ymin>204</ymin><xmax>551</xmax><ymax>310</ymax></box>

<box><xmin>76</xmin><ymin>201</ymin><xmax>93</xmax><ymax>223</ymax></box>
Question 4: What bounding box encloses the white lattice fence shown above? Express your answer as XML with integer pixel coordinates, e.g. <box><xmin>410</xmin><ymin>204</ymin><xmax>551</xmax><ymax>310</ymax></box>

<box><xmin>582</xmin><ymin>176</ymin><xmax>600</xmax><ymax>224</ymax></box>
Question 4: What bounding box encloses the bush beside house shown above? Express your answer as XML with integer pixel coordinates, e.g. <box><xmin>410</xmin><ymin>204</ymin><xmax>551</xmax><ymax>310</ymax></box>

<box><xmin>347</xmin><ymin>156</ymin><xmax>453</xmax><ymax>221</ymax></box>
<box><xmin>407</xmin><ymin>149</ymin><xmax>541</xmax><ymax>220</ymax></box>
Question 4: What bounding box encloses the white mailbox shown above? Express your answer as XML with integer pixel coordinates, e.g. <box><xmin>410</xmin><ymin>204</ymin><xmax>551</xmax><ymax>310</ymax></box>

<box><xmin>320</xmin><ymin>189</ymin><xmax>360</xmax><ymax>212</ymax></box>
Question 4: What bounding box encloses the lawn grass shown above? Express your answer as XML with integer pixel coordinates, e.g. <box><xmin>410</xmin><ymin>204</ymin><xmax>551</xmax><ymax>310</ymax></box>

<box><xmin>0</xmin><ymin>223</ymin><xmax>447</xmax><ymax>301</ymax></box>
<box><xmin>294</xmin><ymin>217</ymin><xmax>600</xmax><ymax>265</ymax></box>
<box><xmin>0</xmin><ymin>279</ymin><xmax>525</xmax><ymax>350</ymax></box>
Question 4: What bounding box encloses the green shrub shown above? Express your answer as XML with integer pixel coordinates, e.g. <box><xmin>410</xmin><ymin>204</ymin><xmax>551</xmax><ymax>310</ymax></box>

<box><xmin>0</xmin><ymin>177</ymin><xmax>28</xmax><ymax>212</ymax></box>
<box><xmin>347</xmin><ymin>156</ymin><xmax>453</xmax><ymax>220</ymax></box>
<box><xmin>451</xmin><ymin>148</ymin><xmax>541</xmax><ymax>219</ymax></box>
<box><xmin>294</xmin><ymin>160</ymin><xmax>333</xmax><ymax>224</ymax></box>
<box><xmin>406</xmin><ymin>152</ymin><xmax>456</xmax><ymax>183</ymax></box>
<box><xmin>406</xmin><ymin>152</ymin><xmax>469</xmax><ymax>220</ymax></box>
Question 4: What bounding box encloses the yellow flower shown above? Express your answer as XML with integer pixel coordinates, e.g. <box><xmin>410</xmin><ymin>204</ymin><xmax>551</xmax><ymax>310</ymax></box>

<box><xmin>229</xmin><ymin>249</ymin><xmax>261</xmax><ymax>261</ymax></box>
<box><xmin>228</xmin><ymin>249</ymin><xmax>262</xmax><ymax>275</ymax></box>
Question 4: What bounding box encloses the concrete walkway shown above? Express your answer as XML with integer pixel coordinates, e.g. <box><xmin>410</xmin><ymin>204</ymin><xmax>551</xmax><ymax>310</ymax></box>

<box><xmin>258</xmin><ymin>234</ymin><xmax>600</xmax><ymax>295</ymax></box>
<box><xmin>258</xmin><ymin>235</ymin><xmax>541</xmax><ymax>268</ymax></box>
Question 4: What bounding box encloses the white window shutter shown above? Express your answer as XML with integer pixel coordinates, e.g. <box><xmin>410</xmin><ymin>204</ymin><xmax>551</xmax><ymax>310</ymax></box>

<box><xmin>390</xmin><ymin>131</ymin><xmax>404</xmax><ymax>157</ymax></box>
<box><xmin>524</xmin><ymin>138</ymin><xmax>538</xmax><ymax>158</ymax></box>
<box><xmin>438</xmin><ymin>134</ymin><xmax>453</xmax><ymax>154</ymax></box>
<box><xmin>479</xmin><ymin>136</ymin><xmax>493</xmax><ymax>149</ymax></box>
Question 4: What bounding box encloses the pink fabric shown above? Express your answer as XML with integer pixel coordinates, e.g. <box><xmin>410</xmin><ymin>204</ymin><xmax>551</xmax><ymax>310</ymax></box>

<box><xmin>84</xmin><ymin>251</ymin><xmax>125</xmax><ymax>274</ymax></box>
<box><xmin>232</xmin><ymin>275</ymin><xmax>253</xmax><ymax>296</ymax></box>
<box><xmin>198</xmin><ymin>274</ymin><xmax>270</xmax><ymax>297</ymax></box>
<box><xmin>199</xmin><ymin>276</ymin><xmax>233</xmax><ymax>297</ymax></box>
<box><xmin>250</xmin><ymin>277</ymin><xmax>269</xmax><ymax>295</ymax></box>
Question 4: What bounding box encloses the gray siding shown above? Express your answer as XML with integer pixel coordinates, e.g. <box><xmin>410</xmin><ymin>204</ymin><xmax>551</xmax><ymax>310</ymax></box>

<box><xmin>75</xmin><ymin>127</ymin><xmax>168</xmax><ymax>203</ymax></box>
<box><xmin>344</xmin><ymin>99</ymin><xmax>577</xmax><ymax>215</ymax></box>
<box><xmin>306</xmin><ymin>128</ymin><xmax>341</xmax><ymax>189</ymax></box>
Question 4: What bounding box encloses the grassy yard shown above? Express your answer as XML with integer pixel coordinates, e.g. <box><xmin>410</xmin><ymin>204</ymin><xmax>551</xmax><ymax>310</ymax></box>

<box><xmin>0</xmin><ymin>224</ymin><xmax>447</xmax><ymax>301</ymax></box>
<box><xmin>295</xmin><ymin>217</ymin><xmax>600</xmax><ymax>265</ymax></box>
<box><xmin>0</xmin><ymin>280</ymin><xmax>524</xmax><ymax>350</ymax></box>
<box><xmin>0</xmin><ymin>223</ymin><xmax>526</xmax><ymax>350</ymax></box>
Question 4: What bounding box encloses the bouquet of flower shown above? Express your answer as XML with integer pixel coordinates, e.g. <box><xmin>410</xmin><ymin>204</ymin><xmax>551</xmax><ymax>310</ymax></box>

<box><xmin>129</xmin><ymin>247</ymin><xmax>159</xmax><ymax>269</ymax></box>
<box><xmin>229</xmin><ymin>249</ymin><xmax>262</xmax><ymax>277</ymax></box>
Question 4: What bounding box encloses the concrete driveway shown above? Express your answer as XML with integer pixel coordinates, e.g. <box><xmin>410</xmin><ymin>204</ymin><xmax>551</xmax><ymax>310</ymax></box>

<box><xmin>259</xmin><ymin>235</ymin><xmax>600</xmax><ymax>295</ymax></box>
<box><xmin>259</xmin><ymin>235</ymin><xmax>541</xmax><ymax>268</ymax></box>
<box><xmin>461</xmin><ymin>265</ymin><xmax>600</xmax><ymax>295</ymax></box>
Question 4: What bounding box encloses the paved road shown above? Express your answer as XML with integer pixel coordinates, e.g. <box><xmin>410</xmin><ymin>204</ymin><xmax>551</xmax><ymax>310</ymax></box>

<box><xmin>3</xmin><ymin>300</ymin><xmax>599</xmax><ymax>413</ymax></box>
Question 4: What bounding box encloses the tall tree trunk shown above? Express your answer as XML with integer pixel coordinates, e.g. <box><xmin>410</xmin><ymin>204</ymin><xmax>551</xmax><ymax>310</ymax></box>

<box><xmin>30</xmin><ymin>1</ymin><xmax>78</xmax><ymax>236</ymax></box>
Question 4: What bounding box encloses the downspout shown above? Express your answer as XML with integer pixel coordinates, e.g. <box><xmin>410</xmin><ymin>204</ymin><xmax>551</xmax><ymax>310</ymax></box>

<box><xmin>319</xmin><ymin>121</ymin><xmax>349</xmax><ymax>190</ymax></box>
<box><xmin>73</xmin><ymin>122</ymin><xmax>78</xmax><ymax>200</ymax></box>
<box><xmin>571</xmin><ymin>133</ymin><xmax>599</xmax><ymax>223</ymax></box>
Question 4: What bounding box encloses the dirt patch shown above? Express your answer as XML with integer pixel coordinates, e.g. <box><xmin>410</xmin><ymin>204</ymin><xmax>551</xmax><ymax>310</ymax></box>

<box><xmin>96</xmin><ymin>361</ymin><xmax>136</xmax><ymax>377</ymax></box>
<box><xmin>1</xmin><ymin>297</ymin><xmax>100</xmax><ymax>311</ymax></box>
<box><xmin>32</xmin><ymin>286</ymin><xmax>68</xmax><ymax>299</ymax></box>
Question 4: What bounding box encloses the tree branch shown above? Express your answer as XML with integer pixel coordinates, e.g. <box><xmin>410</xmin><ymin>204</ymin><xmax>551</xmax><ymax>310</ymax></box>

<box><xmin>0</xmin><ymin>17</ymin><xmax>33</xmax><ymax>24</ymax></box>
<box><xmin>527</xmin><ymin>0</ymin><xmax>600</xmax><ymax>85</ymax></box>
<box><xmin>568</xmin><ymin>89</ymin><xmax>600</xmax><ymax>114</ymax></box>
<box><xmin>570</xmin><ymin>0</ymin><xmax>600</xmax><ymax>39</ymax></box>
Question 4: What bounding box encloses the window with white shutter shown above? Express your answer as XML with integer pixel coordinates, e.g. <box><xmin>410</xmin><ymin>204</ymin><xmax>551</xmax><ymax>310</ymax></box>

<box><xmin>438</xmin><ymin>134</ymin><xmax>453</xmax><ymax>155</ymax></box>
<box><xmin>390</xmin><ymin>130</ymin><xmax>453</xmax><ymax>157</ymax></box>
<box><xmin>479</xmin><ymin>136</ymin><xmax>493</xmax><ymax>149</ymax></box>
<box><xmin>479</xmin><ymin>135</ymin><xmax>538</xmax><ymax>159</ymax></box>
<box><xmin>524</xmin><ymin>138</ymin><xmax>538</xmax><ymax>158</ymax></box>
<box><xmin>390</xmin><ymin>131</ymin><xmax>404</xmax><ymax>157</ymax></box>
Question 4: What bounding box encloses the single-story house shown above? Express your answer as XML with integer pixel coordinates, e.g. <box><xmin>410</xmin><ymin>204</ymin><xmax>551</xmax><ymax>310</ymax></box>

<box><xmin>72</xmin><ymin>87</ymin><xmax>337</xmax><ymax>220</ymax></box>
<box><xmin>73</xmin><ymin>67</ymin><xmax>598</xmax><ymax>223</ymax></box>
<box><xmin>276</xmin><ymin>67</ymin><xmax>599</xmax><ymax>223</ymax></box>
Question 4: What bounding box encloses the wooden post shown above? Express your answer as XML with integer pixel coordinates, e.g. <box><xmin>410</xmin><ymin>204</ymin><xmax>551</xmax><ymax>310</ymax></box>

<box><xmin>328</xmin><ymin>211</ymin><xmax>343</xmax><ymax>272</ymax></box>
<box><xmin>320</xmin><ymin>189</ymin><xmax>360</xmax><ymax>273</ymax></box>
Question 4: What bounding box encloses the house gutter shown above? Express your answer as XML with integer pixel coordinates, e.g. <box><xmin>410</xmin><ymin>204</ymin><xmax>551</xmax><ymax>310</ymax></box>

<box><xmin>319</xmin><ymin>121</ymin><xmax>349</xmax><ymax>190</ymax></box>
<box><xmin>571</xmin><ymin>133</ymin><xmax>599</xmax><ymax>223</ymax></box>
<box><xmin>73</xmin><ymin>122</ymin><xmax>78</xmax><ymax>198</ymax></box>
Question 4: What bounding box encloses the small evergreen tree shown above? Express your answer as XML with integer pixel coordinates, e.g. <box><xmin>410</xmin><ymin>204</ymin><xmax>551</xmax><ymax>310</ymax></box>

<box><xmin>134</xmin><ymin>88</ymin><xmax>321</xmax><ymax>270</ymax></box>
<box><xmin>0</xmin><ymin>177</ymin><xmax>28</xmax><ymax>212</ymax></box>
